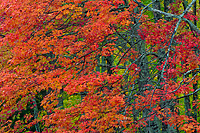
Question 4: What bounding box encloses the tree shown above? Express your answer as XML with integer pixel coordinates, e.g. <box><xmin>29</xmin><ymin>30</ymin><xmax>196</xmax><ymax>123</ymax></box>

<box><xmin>0</xmin><ymin>0</ymin><xmax>200</xmax><ymax>132</ymax></box>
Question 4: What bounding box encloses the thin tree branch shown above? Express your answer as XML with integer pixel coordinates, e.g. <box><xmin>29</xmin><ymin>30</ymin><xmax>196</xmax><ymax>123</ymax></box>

<box><xmin>133</xmin><ymin>0</ymin><xmax>200</xmax><ymax>35</ymax></box>
<box><xmin>176</xmin><ymin>88</ymin><xmax>200</xmax><ymax>100</ymax></box>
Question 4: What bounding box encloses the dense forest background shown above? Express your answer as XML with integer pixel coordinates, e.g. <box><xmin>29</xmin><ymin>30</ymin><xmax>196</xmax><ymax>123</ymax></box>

<box><xmin>0</xmin><ymin>0</ymin><xmax>200</xmax><ymax>132</ymax></box>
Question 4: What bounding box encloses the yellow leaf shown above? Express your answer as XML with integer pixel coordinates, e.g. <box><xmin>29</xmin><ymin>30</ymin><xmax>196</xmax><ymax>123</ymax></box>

<box><xmin>63</xmin><ymin>10</ymin><xmax>69</xmax><ymax>15</ymax></box>
<box><xmin>56</xmin><ymin>14</ymin><xmax>63</xmax><ymax>19</ymax></box>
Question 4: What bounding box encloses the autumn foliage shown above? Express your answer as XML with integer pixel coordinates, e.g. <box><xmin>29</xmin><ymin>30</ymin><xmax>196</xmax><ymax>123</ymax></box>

<box><xmin>0</xmin><ymin>0</ymin><xmax>200</xmax><ymax>132</ymax></box>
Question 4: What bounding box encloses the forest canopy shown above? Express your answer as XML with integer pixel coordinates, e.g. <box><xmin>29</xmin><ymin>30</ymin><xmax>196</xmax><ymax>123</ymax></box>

<box><xmin>0</xmin><ymin>0</ymin><xmax>200</xmax><ymax>132</ymax></box>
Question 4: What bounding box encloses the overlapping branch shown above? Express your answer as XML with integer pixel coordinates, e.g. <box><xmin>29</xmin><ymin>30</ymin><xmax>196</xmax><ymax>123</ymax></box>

<box><xmin>134</xmin><ymin>0</ymin><xmax>200</xmax><ymax>35</ymax></box>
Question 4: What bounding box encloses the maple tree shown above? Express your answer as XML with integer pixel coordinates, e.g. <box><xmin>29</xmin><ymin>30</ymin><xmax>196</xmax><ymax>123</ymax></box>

<box><xmin>0</xmin><ymin>0</ymin><xmax>200</xmax><ymax>132</ymax></box>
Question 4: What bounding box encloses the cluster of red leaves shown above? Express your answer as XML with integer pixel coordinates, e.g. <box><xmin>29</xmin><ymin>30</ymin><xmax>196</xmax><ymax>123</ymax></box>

<box><xmin>0</xmin><ymin>0</ymin><xmax>135</xmax><ymax>132</ymax></box>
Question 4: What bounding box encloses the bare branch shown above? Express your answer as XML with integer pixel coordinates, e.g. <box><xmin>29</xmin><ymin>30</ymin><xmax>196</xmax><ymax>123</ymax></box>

<box><xmin>177</xmin><ymin>88</ymin><xmax>200</xmax><ymax>100</ymax></box>
<box><xmin>134</xmin><ymin>0</ymin><xmax>200</xmax><ymax>35</ymax></box>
